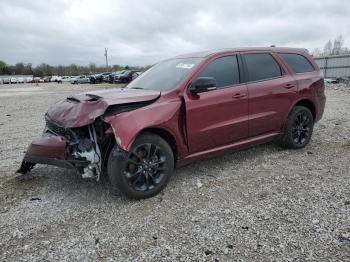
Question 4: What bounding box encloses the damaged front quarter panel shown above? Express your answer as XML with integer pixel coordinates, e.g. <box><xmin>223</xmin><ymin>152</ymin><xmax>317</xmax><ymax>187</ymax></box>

<box><xmin>103</xmin><ymin>97</ymin><xmax>187</xmax><ymax>159</ymax></box>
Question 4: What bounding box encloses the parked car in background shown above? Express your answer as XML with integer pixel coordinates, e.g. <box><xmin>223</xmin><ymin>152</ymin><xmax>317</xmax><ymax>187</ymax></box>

<box><xmin>10</xmin><ymin>77</ymin><xmax>17</xmax><ymax>84</ymax></box>
<box><xmin>25</xmin><ymin>77</ymin><xmax>33</xmax><ymax>83</ymax></box>
<box><xmin>90</xmin><ymin>74</ymin><xmax>103</xmax><ymax>84</ymax></box>
<box><xmin>101</xmin><ymin>72</ymin><xmax>112</xmax><ymax>82</ymax></box>
<box><xmin>114</xmin><ymin>70</ymin><xmax>139</xmax><ymax>83</ymax></box>
<box><xmin>17</xmin><ymin>77</ymin><xmax>24</xmax><ymax>84</ymax></box>
<box><xmin>71</xmin><ymin>75</ymin><xmax>90</xmax><ymax>84</ymax></box>
<box><xmin>2</xmin><ymin>77</ymin><xmax>10</xmax><ymax>84</ymax></box>
<box><xmin>108</xmin><ymin>70</ymin><xmax>125</xmax><ymax>83</ymax></box>
<box><xmin>90</xmin><ymin>72</ymin><xmax>112</xmax><ymax>84</ymax></box>
<box><xmin>51</xmin><ymin>76</ymin><xmax>62</xmax><ymax>83</ymax></box>
<box><xmin>43</xmin><ymin>76</ymin><xmax>51</xmax><ymax>82</ymax></box>
<box><xmin>32</xmin><ymin>77</ymin><xmax>44</xmax><ymax>83</ymax></box>
<box><xmin>61</xmin><ymin>76</ymin><xmax>71</xmax><ymax>82</ymax></box>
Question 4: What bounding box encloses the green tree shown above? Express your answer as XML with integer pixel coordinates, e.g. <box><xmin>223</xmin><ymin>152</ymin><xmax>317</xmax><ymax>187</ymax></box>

<box><xmin>68</xmin><ymin>64</ymin><xmax>79</xmax><ymax>76</ymax></box>
<box><xmin>14</xmin><ymin>62</ymin><xmax>25</xmax><ymax>74</ymax></box>
<box><xmin>56</xmin><ymin>65</ymin><xmax>64</xmax><ymax>76</ymax></box>
<box><xmin>112</xmin><ymin>64</ymin><xmax>122</xmax><ymax>71</ymax></box>
<box><xmin>0</xmin><ymin>60</ymin><xmax>8</xmax><ymax>74</ymax></box>
<box><xmin>33</xmin><ymin>68</ymin><xmax>44</xmax><ymax>77</ymax></box>
<box><xmin>89</xmin><ymin>63</ymin><xmax>97</xmax><ymax>74</ymax></box>
<box><xmin>23</xmin><ymin>63</ymin><xmax>33</xmax><ymax>75</ymax></box>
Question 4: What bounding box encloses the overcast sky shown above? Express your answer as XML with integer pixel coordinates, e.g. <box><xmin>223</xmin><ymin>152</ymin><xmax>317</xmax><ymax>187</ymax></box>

<box><xmin>0</xmin><ymin>0</ymin><xmax>349</xmax><ymax>66</ymax></box>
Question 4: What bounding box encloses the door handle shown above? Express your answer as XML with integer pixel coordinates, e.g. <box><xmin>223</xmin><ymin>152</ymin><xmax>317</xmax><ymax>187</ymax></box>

<box><xmin>284</xmin><ymin>83</ymin><xmax>295</xmax><ymax>89</ymax></box>
<box><xmin>232</xmin><ymin>93</ymin><xmax>246</xmax><ymax>99</ymax></box>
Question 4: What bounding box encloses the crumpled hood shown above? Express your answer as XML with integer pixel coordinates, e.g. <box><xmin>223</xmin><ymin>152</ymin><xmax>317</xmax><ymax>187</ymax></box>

<box><xmin>47</xmin><ymin>88</ymin><xmax>161</xmax><ymax>128</ymax></box>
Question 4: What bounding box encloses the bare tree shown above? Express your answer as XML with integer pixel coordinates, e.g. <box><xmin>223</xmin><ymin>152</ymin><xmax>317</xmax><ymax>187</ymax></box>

<box><xmin>323</xmin><ymin>40</ymin><xmax>332</xmax><ymax>56</ymax></box>
<box><xmin>332</xmin><ymin>35</ymin><xmax>344</xmax><ymax>55</ymax></box>
<box><xmin>311</xmin><ymin>48</ymin><xmax>322</xmax><ymax>57</ymax></box>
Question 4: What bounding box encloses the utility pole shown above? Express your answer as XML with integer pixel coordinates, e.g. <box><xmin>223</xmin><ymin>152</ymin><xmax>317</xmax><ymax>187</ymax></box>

<box><xmin>104</xmin><ymin>48</ymin><xmax>109</xmax><ymax>69</ymax></box>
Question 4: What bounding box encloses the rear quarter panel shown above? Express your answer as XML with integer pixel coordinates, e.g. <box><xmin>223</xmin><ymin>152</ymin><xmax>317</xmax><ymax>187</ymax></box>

<box><xmin>277</xmin><ymin>52</ymin><xmax>326</xmax><ymax>123</ymax></box>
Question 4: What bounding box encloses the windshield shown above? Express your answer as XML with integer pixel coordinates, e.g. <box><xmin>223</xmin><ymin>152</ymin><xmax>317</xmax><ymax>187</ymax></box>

<box><xmin>127</xmin><ymin>57</ymin><xmax>202</xmax><ymax>91</ymax></box>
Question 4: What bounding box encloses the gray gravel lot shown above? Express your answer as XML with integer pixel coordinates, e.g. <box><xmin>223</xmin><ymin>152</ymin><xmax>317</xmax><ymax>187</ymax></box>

<box><xmin>0</xmin><ymin>82</ymin><xmax>349</xmax><ymax>261</ymax></box>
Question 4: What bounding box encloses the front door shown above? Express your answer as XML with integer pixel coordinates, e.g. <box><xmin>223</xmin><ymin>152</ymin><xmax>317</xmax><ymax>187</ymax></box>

<box><xmin>184</xmin><ymin>55</ymin><xmax>249</xmax><ymax>154</ymax></box>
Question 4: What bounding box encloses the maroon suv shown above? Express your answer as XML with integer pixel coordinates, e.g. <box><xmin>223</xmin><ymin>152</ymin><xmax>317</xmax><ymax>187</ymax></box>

<box><xmin>18</xmin><ymin>47</ymin><xmax>326</xmax><ymax>199</ymax></box>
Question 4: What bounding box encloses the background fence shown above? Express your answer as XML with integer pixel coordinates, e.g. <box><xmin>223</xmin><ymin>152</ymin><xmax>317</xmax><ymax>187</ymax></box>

<box><xmin>314</xmin><ymin>55</ymin><xmax>350</xmax><ymax>78</ymax></box>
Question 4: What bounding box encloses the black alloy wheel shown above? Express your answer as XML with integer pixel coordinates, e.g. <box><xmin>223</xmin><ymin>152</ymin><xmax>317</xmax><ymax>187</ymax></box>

<box><xmin>291</xmin><ymin>111</ymin><xmax>312</xmax><ymax>146</ymax></box>
<box><xmin>277</xmin><ymin>106</ymin><xmax>314</xmax><ymax>149</ymax></box>
<box><xmin>107</xmin><ymin>132</ymin><xmax>174</xmax><ymax>199</ymax></box>
<box><xmin>124</xmin><ymin>143</ymin><xmax>167</xmax><ymax>192</ymax></box>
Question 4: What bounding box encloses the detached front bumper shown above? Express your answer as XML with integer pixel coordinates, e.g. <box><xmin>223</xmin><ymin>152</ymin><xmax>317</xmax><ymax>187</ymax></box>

<box><xmin>17</xmin><ymin>135</ymin><xmax>89</xmax><ymax>174</ymax></box>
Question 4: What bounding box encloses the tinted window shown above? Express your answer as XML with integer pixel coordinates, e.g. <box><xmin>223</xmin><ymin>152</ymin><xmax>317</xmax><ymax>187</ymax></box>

<box><xmin>243</xmin><ymin>53</ymin><xmax>282</xmax><ymax>82</ymax></box>
<box><xmin>198</xmin><ymin>55</ymin><xmax>240</xmax><ymax>88</ymax></box>
<box><xmin>280</xmin><ymin>53</ymin><xmax>315</xmax><ymax>73</ymax></box>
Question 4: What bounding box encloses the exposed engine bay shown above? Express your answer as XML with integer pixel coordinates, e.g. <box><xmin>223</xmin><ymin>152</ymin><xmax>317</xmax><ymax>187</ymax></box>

<box><xmin>17</xmin><ymin>114</ymin><xmax>115</xmax><ymax>181</ymax></box>
<box><xmin>45</xmin><ymin>113</ymin><xmax>104</xmax><ymax>180</ymax></box>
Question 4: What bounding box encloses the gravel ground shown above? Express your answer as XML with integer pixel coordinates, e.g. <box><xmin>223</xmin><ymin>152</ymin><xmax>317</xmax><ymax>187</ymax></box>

<box><xmin>0</xmin><ymin>82</ymin><xmax>349</xmax><ymax>261</ymax></box>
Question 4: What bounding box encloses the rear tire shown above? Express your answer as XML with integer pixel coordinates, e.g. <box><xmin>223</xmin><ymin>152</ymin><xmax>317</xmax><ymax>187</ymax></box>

<box><xmin>107</xmin><ymin>132</ymin><xmax>174</xmax><ymax>199</ymax></box>
<box><xmin>277</xmin><ymin>106</ymin><xmax>314</xmax><ymax>149</ymax></box>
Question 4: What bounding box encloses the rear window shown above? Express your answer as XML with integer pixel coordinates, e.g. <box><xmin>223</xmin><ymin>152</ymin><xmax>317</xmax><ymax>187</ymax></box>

<box><xmin>280</xmin><ymin>53</ymin><xmax>315</xmax><ymax>73</ymax></box>
<box><xmin>243</xmin><ymin>53</ymin><xmax>283</xmax><ymax>82</ymax></box>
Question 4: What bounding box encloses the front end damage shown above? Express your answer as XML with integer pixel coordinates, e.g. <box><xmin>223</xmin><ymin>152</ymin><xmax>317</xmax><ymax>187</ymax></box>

<box><xmin>17</xmin><ymin>88</ymin><xmax>161</xmax><ymax>180</ymax></box>
<box><xmin>18</xmin><ymin>115</ymin><xmax>115</xmax><ymax>181</ymax></box>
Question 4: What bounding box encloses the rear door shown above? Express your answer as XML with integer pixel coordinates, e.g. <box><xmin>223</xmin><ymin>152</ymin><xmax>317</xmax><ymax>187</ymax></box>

<box><xmin>185</xmin><ymin>55</ymin><xmax>249</xmax><ymax>153</ymax></box>
<box><xmin>241</xmin><ymin>52</ymin><xmax>298</xmax><ymax>137</ymax></box>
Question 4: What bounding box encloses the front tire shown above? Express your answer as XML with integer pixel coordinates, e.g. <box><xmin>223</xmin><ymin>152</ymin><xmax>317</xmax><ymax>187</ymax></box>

<box><xmin>277</xmin><ymin>106</ymin><xmax>314</xmax><ymax>149</ymax></box>
<box><xmin>107</xmin><ymin>132</ymin><xmax>174</xmax><ymax>199</ymax></box>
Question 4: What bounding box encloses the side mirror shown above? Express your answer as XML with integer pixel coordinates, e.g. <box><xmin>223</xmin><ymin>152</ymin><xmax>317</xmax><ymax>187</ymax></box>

<box><xmin>189</xmin><ymin>77</ymin><xmax>217</xmax><ymax>95</ymax></box>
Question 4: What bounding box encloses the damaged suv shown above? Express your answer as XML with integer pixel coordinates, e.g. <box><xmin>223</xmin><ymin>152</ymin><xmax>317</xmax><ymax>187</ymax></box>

<box><xmin>18</xmin><ymin>47</ymin><xmax>326</xmax><ymax>199</ymax></box>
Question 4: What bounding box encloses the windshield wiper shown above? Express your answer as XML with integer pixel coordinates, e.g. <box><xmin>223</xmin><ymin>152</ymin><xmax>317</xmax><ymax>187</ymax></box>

<box><xmin>130</xmin><ymin>87</ymin><xmax>144</xmax><ymax>90</ymax></box>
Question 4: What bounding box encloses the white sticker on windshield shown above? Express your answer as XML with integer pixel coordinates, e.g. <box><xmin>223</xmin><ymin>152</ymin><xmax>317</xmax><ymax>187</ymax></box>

<box><xmin>176</xmin><ymin>63</ymin><xmax>195</xmax><ymax>69</ymax></box>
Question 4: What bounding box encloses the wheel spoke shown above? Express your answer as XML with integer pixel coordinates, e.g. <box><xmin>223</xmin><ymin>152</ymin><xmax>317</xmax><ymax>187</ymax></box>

<box><xmin>302</xmin><ymin>116</ymin><xmax>309</xmax><ymax>126</ymax></box>
<box><xmin>148</xmin><ymin>173</ymin><xmax>156</xmax><ymax>184</ymax></box>
<box><xmin>130</xmin><ymin>151</ymin><xmax>142</xmax><ymax>161</ymax></box>
<box><xmin>150</xmin><ymin>159</ymin><xmax>165</xmax><ymax>166</ymax></box>
<box><xmin>152</xmin><ymin>166</ymin><xmax>166</xmax><ymax>171</ymax></box>
<box><xmin>144</xmin><ymin>143</ymin><xmax>152</xmax><ymax>159</ymax></box>
<box><xmin>125</xmin><ymin>169</ymin><xmax>142</xmax><ymax>179</ymax></box>
<box><xmin>131</xmin><ymin>173</ymin><xmax>143</xmax><ymax>185</ymax></box>
<box><xmin>150</xmin><ymin>146</ymin><xmax>160</xmax><ymax>159</ymax></box>
<box><xmin>127</xmin><ymin>158</ymin><xmax>141</xmax><ymax>165</ymax></box>
<box><xmin>145</xmin><ymin>173</ymin><xmax>150</xmax><ymax>189</ymax></box>
<box><xmin>296</xmin><ymin>114</ymin><xmax>302</xmax><ymax>125</ymax></box>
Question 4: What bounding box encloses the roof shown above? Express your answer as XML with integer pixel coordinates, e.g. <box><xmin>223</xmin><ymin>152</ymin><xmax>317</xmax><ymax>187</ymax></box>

<box><xmin>174</xmin><ymin>47</ymin><xmax>309</xmax><ymax>59</ymax></box>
